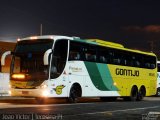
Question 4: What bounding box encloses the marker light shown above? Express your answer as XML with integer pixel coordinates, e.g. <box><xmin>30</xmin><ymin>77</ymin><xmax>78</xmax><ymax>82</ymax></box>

<box><xmin>50</xmin><ymin>36</ymin><xmax>54</xmax><ymax>39</ymax></box>
<box><xmin>17</xmin><ymin>38</ymin><xmax>20</xmax><ymax>41</ymax></box>
<box><xmin>113</xmin><ymin>82</ymin><xmax>117</xmax><ymax>86</ymax></box>
<box><xmin>12</xmin><ymin>74</ymin><xmax>25</xmax><ymax>79</ymax></box>
<box><xmin>30</xmin><ymin>36</ymin><xmax>38</xmax><ymax>40</ymax></box>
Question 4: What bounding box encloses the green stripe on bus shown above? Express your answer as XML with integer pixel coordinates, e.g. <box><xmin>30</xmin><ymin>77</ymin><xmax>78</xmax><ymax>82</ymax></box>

<box><xmin>97</xmin><ymin>63</ymin><xmax>118</xmax><ymax>91</ymax></box>
<box><xmin>84</xmin><ymin>62</ymin><xmax>118</xmax><ymax>91</ymax></box>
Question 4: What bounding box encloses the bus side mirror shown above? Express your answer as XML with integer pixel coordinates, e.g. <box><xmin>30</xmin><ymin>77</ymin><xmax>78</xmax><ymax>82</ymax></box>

<box><xmin>43</xmin><ymin>49</ymin><xmax>52</xmax><ymax>65</ymax></box>
<box><xmin>1</xmin><ymin>51</ymin><xmax>11</xmax><ymax>66</ymax></box>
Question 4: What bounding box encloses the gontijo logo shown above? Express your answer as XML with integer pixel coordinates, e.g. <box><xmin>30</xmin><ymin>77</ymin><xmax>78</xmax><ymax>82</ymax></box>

<box><xmin>53</xmin><ymin>85</ymin><xmax>65</xmax><ymax>95</ymax></box>
<box><xmin>115</xmin><ymin>68</ymin><xmax>139</xmax><ymax>76</ymax></box>
<box><xmin>69</xmin><ymin>66</ymin><xmax>82</xmax><ymax>72</ymax></box>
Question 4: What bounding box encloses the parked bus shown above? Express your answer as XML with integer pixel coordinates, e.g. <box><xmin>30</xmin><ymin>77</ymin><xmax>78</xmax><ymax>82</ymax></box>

<box><xmin>156</xmin><ymin>61</ymin><xmax>160</xmax><ymax>96</ymax></box>
<box><xmin>1</xmin><ymin>35</ymin><xmax>157</xmax><ymax>103</ymax></box>
<box><xmin>0</xmin><ymin>73</ymin><xmax>10</xmax><ymax>96</ymax></box>
<box><xmin>0</xmin><ymin>50</ymin><xmax>14</xmax><ymax>96</ymax></box>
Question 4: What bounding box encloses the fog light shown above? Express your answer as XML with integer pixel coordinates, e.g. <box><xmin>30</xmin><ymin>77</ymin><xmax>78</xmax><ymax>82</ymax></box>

<box><xmin>42</xmin><ymin>90</ymin><xmax>49</xmax><ymax>97</ymax></box>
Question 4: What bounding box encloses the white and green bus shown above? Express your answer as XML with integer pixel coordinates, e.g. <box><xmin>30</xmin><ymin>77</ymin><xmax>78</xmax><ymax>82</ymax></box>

<box><xmin>156</xmin><ymin>61</ymin><xmax>160</xmax><ymax>96</ymax></box>
<box><xmin>1</xmin><ymin>35</ymin><xmax>157</xmax><ymax>103</ymax></box>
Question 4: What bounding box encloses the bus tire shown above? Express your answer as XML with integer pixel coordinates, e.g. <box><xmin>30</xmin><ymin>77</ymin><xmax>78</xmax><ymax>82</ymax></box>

<box><xmin>68</xmin><ymin>84</ymin><xmax>81</xmax><ymax>103</ymax></box>
<box><xmin>130</xmin><ymin>86</ymin><xmax>138</xmax><ymax>101</ymax></box>
<box><xmin>137</xmin><ymin>86</ymin><xmax>146</xmax><ymax>101</ymax></box>
<box><xmin>124</xmin><ymin>86</ymin><xmax>138</xmax><ymax>101</ymax></box>
<box><xmin>156</xmin><ymin>87</ymin><xmax>160</xmax><ymax>97</ymax></box>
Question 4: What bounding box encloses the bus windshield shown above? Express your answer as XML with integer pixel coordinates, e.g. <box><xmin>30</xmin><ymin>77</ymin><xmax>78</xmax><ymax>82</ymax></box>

<box><xmin>158</xmin><ymin>63</ymin><xmax>160</xmax><ymax>72</ymax></box>
<box><xmin>11</xmin><ymin>39</ymin><xmax>53</xmax><ymax>81</ymax></box>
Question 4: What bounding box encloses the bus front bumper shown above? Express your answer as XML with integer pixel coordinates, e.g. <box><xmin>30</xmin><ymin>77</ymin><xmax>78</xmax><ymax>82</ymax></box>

<box><xmin>9</xmin><ymin>88</ymin><xmax>49</xmax><ymax>97</ymax></box>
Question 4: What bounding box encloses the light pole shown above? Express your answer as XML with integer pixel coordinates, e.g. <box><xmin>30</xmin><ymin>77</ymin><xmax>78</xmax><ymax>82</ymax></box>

<box><xmin>40</xmin><ymin>24</ymin><xmax>43</xmax><ymax>36</ymax></box>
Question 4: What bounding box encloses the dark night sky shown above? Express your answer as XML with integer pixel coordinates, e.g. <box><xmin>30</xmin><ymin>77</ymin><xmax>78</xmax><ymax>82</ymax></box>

<box><xmin>1</xmin><ymin>0</ymin><xmax>160</xmax><ymax>56</ymax></box>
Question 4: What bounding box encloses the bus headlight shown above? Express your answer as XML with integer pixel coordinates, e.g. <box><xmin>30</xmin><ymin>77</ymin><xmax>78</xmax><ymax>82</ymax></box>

<box><xmin>8</xmin><ymin>90</ymin><xmax>12</xmax><ymax>95</ymax></box>
<box><xmin>12</xmin><ymin>74</ymin><xmax>25</xmax><ymax>79</ymax></box>
<box><xmin>42</xmin><ymin>90</ymin><xmax>49</xmax><ymax>97</ymax></box>
<box><xmin>36</xmin><ymin>84</ymin><xmax>47</xmax><ymax>89</ymax></box>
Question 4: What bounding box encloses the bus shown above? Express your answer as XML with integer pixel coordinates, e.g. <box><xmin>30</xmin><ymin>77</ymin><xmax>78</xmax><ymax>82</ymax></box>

<box><xmin>0</xmin><ymin>73</ymin><xmax>10</xmax><ymax>96</ymax></box>
<box><xmin>156</xmin><ymin>61</ymin><xmax>160</xmax><ymax>96</ymax></box>
<box><xmin>1</xmin><ymin>35</ymin><xmax>157</xmax><ymax>103</ymax></box>
<box><xmin>0</xmin><ymin>50</ymin><xmax>14</xmax><ymax>96</ymax></box>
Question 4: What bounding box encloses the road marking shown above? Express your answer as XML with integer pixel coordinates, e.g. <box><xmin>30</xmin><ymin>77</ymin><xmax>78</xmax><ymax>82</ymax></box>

<box><xmin>0</xmin><ymin>102</ymin><xmax>94</xmax><ymax>109</ymax></box>
<box><xmin>66</xmin><ymin>106</ymin><xmax>160</xmax><ymax>117</ymax></box>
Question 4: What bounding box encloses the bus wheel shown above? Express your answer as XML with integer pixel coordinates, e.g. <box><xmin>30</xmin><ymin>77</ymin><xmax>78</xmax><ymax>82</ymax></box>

<box><xmin>130</xmin><ymin>86</ymin><xmax>138</xmax><ymax>101</ymax></box>
<box><xmin>35</xmin><ymin>97</ymin><xmax>45</xmax><ymax>104</ymax></box>
<box><xmin>124</xmin><ymin>86</ymin><xmax>138</xmax><ymax>101</ymax></box>
<box><xmin>156</xmin><ymin>87</ymin><xmax>160</xmax><ymax>96</ymax></box>
<box><xmin>137</xmin><ymin>86</ymin><xmax>146</xmax><ymax>101</ymax></box>
<box><xmin>68</xmin><ymin>85</ymin><xmax>81</xmax><ymax>103</ymax></box>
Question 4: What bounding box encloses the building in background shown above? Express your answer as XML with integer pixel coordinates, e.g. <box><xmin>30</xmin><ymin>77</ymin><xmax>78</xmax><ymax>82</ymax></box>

<box><xmin>0</xmin><ymin>41</ymin><xmax>15</xmax><ymax>96</ymax></box>
<box><xmin>0</xmin><ymin>41</ymin><xmax>16</xmax><ymax>73</ymax></box>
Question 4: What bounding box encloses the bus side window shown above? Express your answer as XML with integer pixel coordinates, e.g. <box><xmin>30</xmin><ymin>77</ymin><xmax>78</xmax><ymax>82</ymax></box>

<box><xmin>75</xmin><ymin>53</ymin><xmax>80</xmax><ymax>60</ymax></box>
<box><xmin>50</xmin><ymin>56</ymin><xmax>58</xmax><ymax>78</ymax></box>
<box><xmin>69</xmin><ymin>52</ymin><xmax>74</xmax><ymax>60</ymax></box>
<box><xmin>88</xmin><ymin>55</ymin><xmax>96</xmax><ymax>62</ymax></box>
<box><xmin>121</xmin><ymin>58</ymin><xmax>127</xmax><ymax>66</ymax></box>
<box><xmin>150</xmin><ymin>64</ymin><xmax>155</xmax><ymax>69</ymax></box>
<box><xmin>100</xmin><ymin>56</ymin><xmax>107</xmax><ymax>63</ymax></box>
<box><xmin>145</xmin><ymin>63</ymin><xmax>150</xmax><ymax>68</ymax></box>
<box><xmin>157</xmin><ymin>63</ymin><xmax>160</xmax><ymax>71</ymax></box>
<box><xmin>113</xmin><ymin>58</ymin><xmax>121</xmax><ymax>65</ymax></box>
<box><xmin>85</xmin><ymin>53</ymin><xmax>89</xmax><ymax>60</ymax></box>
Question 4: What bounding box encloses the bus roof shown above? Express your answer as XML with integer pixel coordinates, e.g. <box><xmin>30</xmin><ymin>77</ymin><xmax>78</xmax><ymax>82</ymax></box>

<box><xmin>18</xmin><ymin>35</ymin><xmax>156</xmax><ymax>57</ymax></box>
<box><xmin>73</xmin><ymin>38</ymin><xmax>156</xmax><ymax>56</ymax></box>
<box><xmin>18</xmin><ymin>35</ymin><xmax>74</xmax><ymax>41</ymax></box>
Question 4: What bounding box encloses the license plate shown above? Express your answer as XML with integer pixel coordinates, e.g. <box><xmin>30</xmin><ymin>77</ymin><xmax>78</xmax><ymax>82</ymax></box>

<box><xmin>22</xmin><ymin>91</ymin><xmax>29</xmax><ymax>94</ymax></box>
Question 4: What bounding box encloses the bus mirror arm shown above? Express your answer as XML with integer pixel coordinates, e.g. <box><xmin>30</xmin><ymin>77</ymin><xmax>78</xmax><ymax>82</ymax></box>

<box><xmin>1</xmin><ymin>51</ymin><xmax>11</xmax><ymax>66</ymax></box>
<box><xmin>44</xmin><ymin>49</ymin><xmax>52</xmax><ymax>65</ymax></box>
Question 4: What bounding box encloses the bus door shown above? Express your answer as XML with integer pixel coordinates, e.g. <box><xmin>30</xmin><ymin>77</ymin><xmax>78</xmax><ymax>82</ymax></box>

<box><xmin>49</xmin><ymin>40</ymin><xmax>69</xmax><ymax>96</ymax></box>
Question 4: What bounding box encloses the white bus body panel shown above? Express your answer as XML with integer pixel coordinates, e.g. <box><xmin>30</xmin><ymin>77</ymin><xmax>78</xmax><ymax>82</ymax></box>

<box><xmin>47</xmin><ymin>61</ymin><xmax>120</xmax><ymax>98</ymax></box>
<box><xmin>0</xmin><ymin>73</ymin><xmax>10</xmax><ymax>96</ymax></box>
